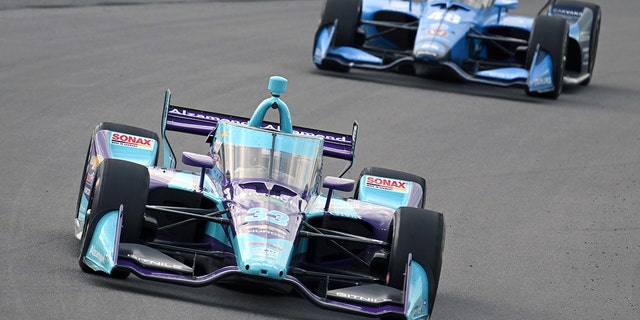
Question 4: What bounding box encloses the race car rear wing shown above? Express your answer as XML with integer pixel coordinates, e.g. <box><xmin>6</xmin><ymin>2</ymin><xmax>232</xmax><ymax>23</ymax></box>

<box><xmin>160</xmin><ymin>90</ymin><xmax>358</xmax><ymax>177</ymax></box>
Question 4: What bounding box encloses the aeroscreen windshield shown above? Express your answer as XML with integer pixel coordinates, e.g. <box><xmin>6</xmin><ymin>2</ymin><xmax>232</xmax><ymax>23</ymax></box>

<box><xmin>212</xmin><ymin>121</ymin><xmax>323</xmax><ymax>193</ymax></box>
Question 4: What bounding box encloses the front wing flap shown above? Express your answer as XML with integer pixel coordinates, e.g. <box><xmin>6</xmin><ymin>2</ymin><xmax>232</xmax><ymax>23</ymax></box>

<box><xmin>527</xmin><ymin>44</ymin><xmax>556</xmax><ymax>93</ymax></box>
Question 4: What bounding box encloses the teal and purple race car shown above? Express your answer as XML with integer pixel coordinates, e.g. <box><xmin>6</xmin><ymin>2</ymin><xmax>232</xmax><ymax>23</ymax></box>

<box><xmin>74</xmin><ymin>76</ymin><xmax>445</xmax><ymax>319</ymax></box>
<box><xmin>313</xmin><ymin>0</ymin><xmax>601</xmax><ymax>99</ymax></box>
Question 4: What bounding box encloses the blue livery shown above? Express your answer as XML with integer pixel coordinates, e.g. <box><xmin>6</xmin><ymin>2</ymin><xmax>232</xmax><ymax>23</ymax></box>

<box><xmin>313</xmin><ymin>0</ymin><xmax>601</xmax><ymax>99</ymax></box>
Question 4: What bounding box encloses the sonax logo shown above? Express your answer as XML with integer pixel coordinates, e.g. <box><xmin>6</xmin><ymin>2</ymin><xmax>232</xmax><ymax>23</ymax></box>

<box><xmin>110</xmin><ymin>133</ymin><xmax>154</xmax><ymax>150</ymax></box>
<box><xmin>365</xmin><ymin>176</ymin><xmax>408</xmax><ymax>193</ymax></box>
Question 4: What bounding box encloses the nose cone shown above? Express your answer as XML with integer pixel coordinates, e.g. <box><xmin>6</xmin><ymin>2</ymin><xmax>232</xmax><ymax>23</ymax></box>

<box><xmin>230</xmin><ymin>193</ymin><xmax>303</xmax><ymax>280</ymax></box>
<box><xmin>413</xmin><ymin>39</ymin><xmax>450</xmax><ymax>61</ymax></box>
<box><xmin>236</xmin><ymin>233</ymin><xmax>294</xmax><ymax>280</ymax></box>
<box><xmin>243</xmin><ymin>261</ymin><xmax>286</xmax><ymax>279</ymax></box>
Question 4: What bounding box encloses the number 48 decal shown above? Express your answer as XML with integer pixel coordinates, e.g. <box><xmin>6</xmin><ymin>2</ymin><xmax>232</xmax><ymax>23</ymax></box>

<box><xmin>246</xmin><ymin>207</ymin><xmax>289</xmax><ymax>226</ymax></box>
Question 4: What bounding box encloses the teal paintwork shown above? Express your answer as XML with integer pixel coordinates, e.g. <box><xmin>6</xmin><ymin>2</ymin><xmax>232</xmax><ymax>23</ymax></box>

<box><xmin>83</xmin><ymin>209</ymin><xmax>120</xmax><ymax>274</ymax></box>
<box><xmin>405</xmin><ymin>259</ymin><xmax>430</xmax><ymax>319</ymax></box>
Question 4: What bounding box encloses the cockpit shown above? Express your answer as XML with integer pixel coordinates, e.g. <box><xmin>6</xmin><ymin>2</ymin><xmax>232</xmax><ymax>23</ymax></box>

<box><xmin>211</xmin><ymin>121</ymin><xmax>324</xmax><ymax>194</ymax></box>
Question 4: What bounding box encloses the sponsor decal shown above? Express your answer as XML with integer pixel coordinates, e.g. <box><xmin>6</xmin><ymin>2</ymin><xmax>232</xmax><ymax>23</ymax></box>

<box><xmin>330</xmin><ymin>211</ymin><xmax>361</xmax><ymax>219</ymax></box>
<box><xmin>247</xmin><ymin>228</ymin><xmax>287</xmax><ymax>240</ymax></box>
<box><xmin>168</xmin><ymin>107</ymin><xmax>350</xmax><ymax>143</ymax></box>
<box><xmin>86</xmin><ymin>171</ymin><xmax>95</xmax><ymax>183</ymax></box>
<box><xmin>248</xmin><ymin>242</ymin><xmax>283</xmax><ymax>251</ymax></box>
<box><xmin>552</xmin><ymin>7</ymin><xmax>583</xmax><ymax>17</ymax></box>
<box><xmin>532</xmin><ymin>76</ymin><xmax>552</xmax><ymax>87</ymax></box>
<box><xmin>110</xmin><ymin>133</ymin><xmax>154</xmax><ymax>150</ymax></box>
<box><xmin>418</xmin><ymin>41</ymin><xmax>445</xmax><ymax>53</ymax></box>
<box><xmin>365</xmin><ymin>176</ymin><xmax>408</xmax><ymax>193</ymax></box>
<box><xmin>426</xmin><ymin>29</ymin><xmax>448</xmax><ymax>37</ymax></box>
<box><xmin>579</xmin><ymin>31</ymin><xmax>591</xmax><ymax>43</ymax></box>
<box><xmin>126</xmin><ymin>253</ymin><xmax>189</xmax><ymax>272</ymax></box>
<box><xmin>251</xmin><ymin>246</ymin><xmax>280</xmax><ymax>258</ymax></box>
<box><xmin>334</xmin><ymin>292</ymin><xmax>392</xmax><ymax>304</ymax></box>
<box><xmin>89</xmin><ymin>245</ymin><xmax>105</xmax><ymax>263</ymax></box>
<box><xmin>248</xmin><ymin>225</ymin><xmax>288</xmax><ymax>236</ymax></box>
<box><xmin>89</xmin><ymin>155</ymin><xmax>103</xmax><ymax>170</ymax></box>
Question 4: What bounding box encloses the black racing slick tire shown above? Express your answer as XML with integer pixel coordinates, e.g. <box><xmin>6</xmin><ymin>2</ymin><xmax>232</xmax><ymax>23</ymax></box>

<box><xmin>78</xmin><ymin>158</ymin><xmax>150</xmax><ymax>278</ymax></box>
<box><xmin>354</xmin><ymin>167</ymin><xmax>427</xmax><ymax>208</ymax></box>
<box><xmin>526</xmin><ymin>15</ymin><xmax>569</xmax><ymax>99</ymax></box>
<box><xmin>313</xmin><ymin>0</ymin><xmax>362</xmax><ymax>72</ymax></box>
<box><xmin>554</xmin><ymin>0</ymin><xmax>601</xmax><ymax>86</ymax></box>
<box><xmin>387</xmin><ymin>207</ymin><xmax>445</xmax><ymax>315</ymax></box>
<box><xmin>74</xmin><ymin>122</ymin><xmax>158</xmax><ymax>228</ymax></box>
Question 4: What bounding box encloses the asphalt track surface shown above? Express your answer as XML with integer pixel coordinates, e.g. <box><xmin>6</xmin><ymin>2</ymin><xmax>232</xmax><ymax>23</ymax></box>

<box><xmin>1</xmin><ymin>0</ymin><xmax>638</xmax><ymax>319</ymax></box>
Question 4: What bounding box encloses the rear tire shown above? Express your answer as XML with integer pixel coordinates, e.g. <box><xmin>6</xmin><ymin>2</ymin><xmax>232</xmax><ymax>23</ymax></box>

<box><xmin>78</xmin><ymin>158</ymin><xmax>150</xmax><ymax>278</ymax></box>
<box><xmin>354</xmin><ymin>167</ymin><xmax>426</xmax><ymax>208</ymax></box>
<box><xmin>526</xmin><ymin>15</ymin><xmax>569</xmax><ymax>99</ymax></box>
<box><xmin>387</xmin><ymin>207</ymin><xmax>445</xmax><ymax>315</ymax></box>
<box><xmin>553</xmin><ymin>1</ymin><xmax>601</xmax><ymax>86</ymax></box>
<box><xmin>313</xmin><ymin>0</ymin><xmax>362</xmax><ymax>72</ymax></box>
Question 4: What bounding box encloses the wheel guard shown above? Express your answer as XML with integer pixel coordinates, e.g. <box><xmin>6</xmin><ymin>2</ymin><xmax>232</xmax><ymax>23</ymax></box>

<box><xmin>404</xmin><ymin>254</ymin><xmax>430</xmax><ymax>319</ymax></box>
<box><xmin>83</xmin><ymin>206</ymin><xmax>123</xmax><ymax>274</ymax></box>
<box><xmin>528</xmin><ymin>45</ymin><xmax>556</xmax><ymax>93</ymax></box>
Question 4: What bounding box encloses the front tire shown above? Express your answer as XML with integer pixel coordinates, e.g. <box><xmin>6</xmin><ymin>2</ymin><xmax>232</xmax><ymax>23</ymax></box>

<box><xmin>387</xmin><ymin>207</ymin><xmax>445</xmax><ymax>315</ymax></box>
<box><xmin>554</xmin><ymin>1</ymin><xmax>601</xmax><ymax>86</ymax></box>
<box><xmin>313</xmin><ymin>0</ymin><xmax>362</xmax><ymax>72</ymax></box>
<box><xmin>74</xmin><ymin>122</ymin><xmax>158</xmax><ymax>239</ymax></box>
<box><xmin>78</xmin><ymin>158</ymin><xmax>150</xmax><ymax>278</ymax></box>
<box><xmin>526</xmin><ymin>15</ymin><xmax>569</xmax><ymax>99</ymax></box>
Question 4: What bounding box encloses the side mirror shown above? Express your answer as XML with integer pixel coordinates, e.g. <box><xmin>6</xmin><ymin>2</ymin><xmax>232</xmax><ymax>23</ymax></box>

<box><xmin>182</xmin><ymin>151</ymin><xmax>214</xmax><ymax>169</ymax></box>
<box><xmin>323</xmin><ymin>176</ymin><xmax>355</xmax><ymax>192</ymax></box>
<box><xmin>322</xmin><ymin>176</ymin><xmax>355</xmax><ymax>212</ymax></box>
<box><xmin>182</xmin><ymin>152</ymin><xmax>214</xmax><ymax>192</ymax></box>
<box><xmin>494</xmin><ymin>0</ymin><xmax>518</xmax><ymax>10</ymax></box>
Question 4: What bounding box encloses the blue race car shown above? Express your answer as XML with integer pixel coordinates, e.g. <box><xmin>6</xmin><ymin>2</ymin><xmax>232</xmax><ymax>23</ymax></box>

<box><xmin>74</xmin><ymin>76</ymin><xmax>445</xmax><ymax>320</ymax></box>
<box><xmin>313</xmin><ymin>0</ymin><xmax>601</xmax><ymax>99</ymax></box>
